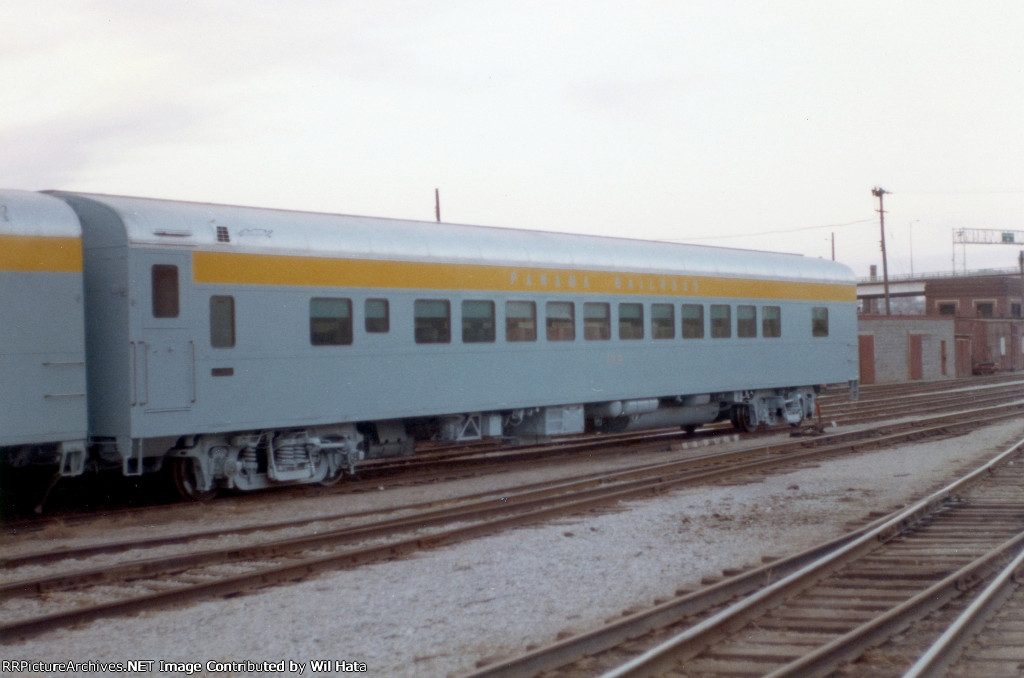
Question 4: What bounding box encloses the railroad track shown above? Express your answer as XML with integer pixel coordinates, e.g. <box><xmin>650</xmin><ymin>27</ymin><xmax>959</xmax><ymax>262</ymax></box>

<box><xmin>818</xmin><ymin>380</ymin><xmax>1024</xmax><ymax>426</ymax></box>
<box><xmin>9</xmin><ymin>375</ymin><xmax>1017</xmax><ymax>527</ymax></box>
<box><xmin>463</xmin><ymin>433</ymin><xmax>1024</xmax><ymax>678</ymax></box>
<box><xmin>4</xmin><ymin>400</ymin><xmax>1024</xmax><ymax>644</ymax></box>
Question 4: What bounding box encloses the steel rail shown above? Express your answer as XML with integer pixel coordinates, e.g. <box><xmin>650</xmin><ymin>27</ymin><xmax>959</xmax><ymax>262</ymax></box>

<box><xmin>597</xmin><ymin>436</ymin><xmax>1024</xmax><ymax>678</ymax></box>
<box><xmin>902</xmin><ymin>541</ymin><xmax>1024</xmax><ymax>678</ymax></box>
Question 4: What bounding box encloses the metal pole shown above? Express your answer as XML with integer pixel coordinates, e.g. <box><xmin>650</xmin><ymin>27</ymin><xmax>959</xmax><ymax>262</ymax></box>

<box><xmin>435</xmin><ymin>188</ymin><xmax>441</xmax><ymax>222</ymax></box>
<box><xmin>872</xmin><ymin>187</ymin><xmax>891</xmax><ymax>315</ymax></box>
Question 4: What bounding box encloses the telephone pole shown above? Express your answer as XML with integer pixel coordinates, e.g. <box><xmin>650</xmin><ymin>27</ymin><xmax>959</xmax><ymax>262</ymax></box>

<box><xmin>872</xmin><ymin>187</ymin><xmax>891</xmax><ymax>315</ymax></box>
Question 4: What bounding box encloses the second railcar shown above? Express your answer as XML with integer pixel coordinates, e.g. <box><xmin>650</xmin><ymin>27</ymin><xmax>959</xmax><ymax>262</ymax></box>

<box><xmin>0</xmin><ymin>190</ymin><xmax>87</xmax><ymax>478</ymax></box>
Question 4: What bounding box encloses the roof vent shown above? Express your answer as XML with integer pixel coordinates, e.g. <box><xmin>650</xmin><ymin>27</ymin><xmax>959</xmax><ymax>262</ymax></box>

<box><xmin>216</xmin><ymin>226</ymin><xmax>230</xmax><ymax>243</ymax></box>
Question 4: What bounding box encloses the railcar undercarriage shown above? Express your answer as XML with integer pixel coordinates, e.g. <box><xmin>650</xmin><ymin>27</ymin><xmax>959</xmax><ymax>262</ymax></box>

<box><xmin>149</xmin><ymin>385</ymin><xmax>823</xmax><ymax>500</ymax></box>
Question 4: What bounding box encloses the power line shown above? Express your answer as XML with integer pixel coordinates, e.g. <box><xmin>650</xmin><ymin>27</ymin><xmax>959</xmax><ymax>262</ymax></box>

<box><xmin>675</xmin><ymin>219</ymin><xmax>876</xmax><ymax>242</ymax></box>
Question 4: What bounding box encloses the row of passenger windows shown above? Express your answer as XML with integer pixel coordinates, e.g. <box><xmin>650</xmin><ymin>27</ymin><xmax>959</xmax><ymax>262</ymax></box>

<box><xmin>150</xmin><ymin>264</ymin><xmax>831</xmax><ymax>349</ymax></box>
<box><xmin>209</xmin><ymin>296</ymin><xmax>829</xmax><ymax>348</ymax></box>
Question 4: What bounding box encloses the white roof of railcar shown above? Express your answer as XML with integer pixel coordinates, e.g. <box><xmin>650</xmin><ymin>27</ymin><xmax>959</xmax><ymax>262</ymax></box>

<box><xmin>0</xmin><ymin>190</ymin><xmax>82</xmax><ymax>238</ymax></box>
<box><xmin>58</xmin><ymin>192</ymin><xmax>854</xmax><ymax>285</ymax></box>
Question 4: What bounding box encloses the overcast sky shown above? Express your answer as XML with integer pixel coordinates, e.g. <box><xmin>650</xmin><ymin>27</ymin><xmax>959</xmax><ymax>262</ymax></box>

<box><xmin>3</xmin><ymin>1</ymin><xmax>1022</xmax><ymax>278</ymax></box>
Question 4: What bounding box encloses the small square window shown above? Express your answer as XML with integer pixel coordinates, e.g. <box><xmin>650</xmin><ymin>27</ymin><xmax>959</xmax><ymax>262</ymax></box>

<box><xmin>762</xmin><ymin>306</ymin><xmax>781</xmax><ymax>338</ymax></box>
<box><xmin>682</xmin><ymin>304</ymin><xmax>704</xmax><ymax>339</ymax></box>
<box><xmin>506</xmin><ymin>301</ymin><xmax>537</xmax><ymax>342</ymax></box>
<box><xmin>584</xmin><ymin>302</ymin><xmax>611</xmax><ymax>340</ymax></box>
<box><xmin>619</xmin><ymin>303</ymin><xmax>644</xmax><ymax>340</ymax></box>
<box><xmin>546</xmin><ymin>302</ymin><xmax>575</xmax><ymax>341</ymax></box>
<box><xmin>812</xmin><ymin>307</ymin><xmax>829</xmax><ymax>337</ymax></box>
<box><xmin>311</xmin><ymin>298</ymin><xmax>353</xmax><ymax>345</ymax></box>
<box><xmin>365</xmin><ymin>298</ymin><xmax>390</xmax><ymax>333</ymax></box>
<box><xmin>710</xmin><ymin>305</ymin><xmax>731</xmax><ymax>338</ymax></box>
<box><xmin>737</xmin><ymin>305</ymin><xmax>756</xmax><ymax>338</ymax></box>
<box><xmin>462</xmin><ymin>300</ymin><xmax>495</xmax><ymax>343</ymax></box>
<box><xmin>652</xmin><ymin>303</ymin><xmax>675</xmax><ymax>339</ymax></box>
<box><xmin>415</xmin><ymin>299</ymin><xmax>451</xmax><ymax>344</ymax></box>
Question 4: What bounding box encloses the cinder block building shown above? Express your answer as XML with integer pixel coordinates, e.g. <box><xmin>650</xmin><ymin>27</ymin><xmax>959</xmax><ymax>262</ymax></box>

<box><xmin>857</xmin><ymin>315</ymin><xmax>956</xmax><ymax>385</ymax></box>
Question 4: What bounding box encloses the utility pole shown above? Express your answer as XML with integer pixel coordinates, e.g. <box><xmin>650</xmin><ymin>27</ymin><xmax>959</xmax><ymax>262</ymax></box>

<box><xmin>435</xmin><ymin>188</ymin><xmax>441</xmax><ymax>222</ymax></box>
<box><xmin>872</xmin><ymin>187</ymin><xmax>891</xmax><ymax>315</ymax></box>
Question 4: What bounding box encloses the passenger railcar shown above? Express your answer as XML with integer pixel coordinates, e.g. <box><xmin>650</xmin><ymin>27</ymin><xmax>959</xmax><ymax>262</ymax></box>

<box><xmin>0</xmin><ymin>190</ymin><xmax>87</xmax><ymax>478</ymax></box>
<box><xmin>3</xmin><ymin>190</ymin><xmax>858</xmax><ymax>500</ymax></box>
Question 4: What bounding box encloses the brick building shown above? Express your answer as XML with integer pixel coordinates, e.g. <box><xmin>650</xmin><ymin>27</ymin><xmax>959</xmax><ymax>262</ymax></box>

<box><xmin>925</xmin><ymin>275</ymin><xmax>1024</xmax><ymax>374</ymax></box>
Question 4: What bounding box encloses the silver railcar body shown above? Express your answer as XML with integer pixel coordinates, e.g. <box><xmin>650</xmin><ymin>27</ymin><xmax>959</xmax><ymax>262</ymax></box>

<box><xmin>51</xmin><ymin>191</ymin><xmax>858</xmax><ymax>497</ymax></box>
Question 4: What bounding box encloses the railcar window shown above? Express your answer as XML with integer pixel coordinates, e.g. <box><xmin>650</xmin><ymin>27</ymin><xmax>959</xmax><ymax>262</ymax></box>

<box><xmin>506</xmin><ymin>301</ymin><xmax>537</xmax><ymax>342</ymax></box>
<box><xmin>546</xmin><ymin>301</ymin><xmax>575</xmax><ymax>341</ymax></box>
<box><xmin>812</xmin><ymin>307</ymin><xmax>829</xmax><ymax>337</ymax></box>
<box><xmin>151</xmin><ymin>265</ymin><xmax>179</xmax><ymax>318</ymax></box>
<box><xmin>462</xmin><ymin>300</ymin><xmax>496</xmax><ymax>343</ymax></box>
<box><xmin>310</xmin><ymin>298</ymin><xmax>353</xmax><ymax>345</ymax></box>
<box><xmin>584</xmin><ymin>302</ymin><xmax>611</xmax><ymax>340</ymax></box>
<box><xmin>415</xmin><ymin>299</ymin><xmax>451</xmax><ymax>344</ymax></box>
<box><xmin>762</xmin><ymin>306</ymin><xmax>781</xmax><ymax>338</ymax></box>
<box><xmin>710</xmin><ymin>305</ymin><xmax>731</xmax><ymax>338</ymax></box>
<box><xmin>737</xmin><ymin>305</ymin><xmax>756</xmax><ymax>338</ymax></box>
<box><xmin>365</xmin><ymin>298</ymin><xmax>390</xmax><ymax>333</ymax></box>
<box><xmin>682</xmin><ymin>304</ymin><xmax>704</xmax><ymax>339</ymax></box>
<box><xmin>619</xmin><ymin>303</ymin><xmax>644</xmax><ymax>340</ymax></box>
<box><xmin>209</xmin><ymin>296</ymin><xmax>235</xmax><ymax>348</ymax></box>
<box><xmin>652</xmin><ymin>303</ymin><xmax>675</xmax><ymax>339</ymax></box>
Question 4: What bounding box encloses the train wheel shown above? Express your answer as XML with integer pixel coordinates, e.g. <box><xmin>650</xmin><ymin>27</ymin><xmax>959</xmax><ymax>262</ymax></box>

<box><xmin>170</xmin><ymin>457</ymin><xmax>218</xmax><ymax>501</ymax></box>
<box><xmin>731</xmin><ymin>404</ymin><xmax>757</xmax><ymax>433</ymax></box>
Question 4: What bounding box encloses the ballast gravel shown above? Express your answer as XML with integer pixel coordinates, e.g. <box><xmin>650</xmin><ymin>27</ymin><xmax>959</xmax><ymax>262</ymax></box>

<box><xmin>3</xmin><ymin>419</ymin><xmax>1023</xmax><ymax>678</ymax></box>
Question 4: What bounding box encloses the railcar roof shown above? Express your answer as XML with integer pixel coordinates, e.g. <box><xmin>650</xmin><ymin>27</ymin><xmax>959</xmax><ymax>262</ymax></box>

<box><xmin>0</xmin><ymin>190</ymin><xmax>82</xmax><ymax>238</ymax></box>
<box><xmin>55</xmin><ymin>192</ymin><xmax>855</xmax><ymax>285</ymax></box>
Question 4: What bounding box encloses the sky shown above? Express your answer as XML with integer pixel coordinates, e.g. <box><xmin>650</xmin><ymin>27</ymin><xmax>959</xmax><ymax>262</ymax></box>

<box><xmin>2</xmin><ymin>1</ymin><xmax>1022</xmax><ymax>279</ymax></box>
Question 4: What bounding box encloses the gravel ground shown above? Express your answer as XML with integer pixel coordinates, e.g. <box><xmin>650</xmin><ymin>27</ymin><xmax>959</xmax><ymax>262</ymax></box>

<box><xmin>3</xmin><ymin>419</ymin><xmax>1023</xmax><ymax>678</ymax></box>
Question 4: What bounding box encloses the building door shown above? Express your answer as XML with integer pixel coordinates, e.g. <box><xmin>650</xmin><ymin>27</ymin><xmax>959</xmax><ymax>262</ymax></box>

<box><xmin>908</xmin><ymin>334</ymin><xmax>923</xmax><ymax>380</ymax></box>
<box><xmin>858</xmin><ymin>335</ymin><xmax>875</xmax><ymax>385</ymax></box>
<box><xmin>955</xmin><ymin>337</ymin><xmax>972</xmax><ymax>377</ymax></box>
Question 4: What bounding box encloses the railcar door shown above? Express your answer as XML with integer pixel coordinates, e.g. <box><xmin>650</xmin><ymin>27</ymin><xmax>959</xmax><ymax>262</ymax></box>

<box><xmin>135</xmin><ymin>253</ymin><xmax>195</xmax><ymax>413</ymax></box>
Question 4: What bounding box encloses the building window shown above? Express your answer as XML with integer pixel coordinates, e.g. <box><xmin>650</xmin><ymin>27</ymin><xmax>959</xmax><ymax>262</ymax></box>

<box><xmin>762</xmin><ymin>306</ymin><xmax>781</xmax><ymax>338</ymax></box>
<box><xmin>682</xmin><ymin>304</ymin><xmax>704</xmax><ymax>339</ymax></box>
<box><xmin>812</xmin><ymin>307</ymin><xmax>829</xmax><ymax>337</ymax></box>
<box><xmin>710</xmin><ymin>305</ymin><xmax>731</xmax><ymax>338</ymax></box>
<box><xmin>737</xmin><ymin>305</ymin><xmax>756</xmax><ymax>338</ymax></box>
<box><xmin>546</xmin><ymin>301</ymin><xmax>575</xmax><ymax>341</ymax></box>
<box><xmin>365</xmin><ymin>298</ymin><xmax>389</xmax><ymax>333</ymax></box>
<box><xmin>1013</xmin><ymin>303</ymin><xmax>1022</xmax><ymax>319</ymax></box>
<box><xmin>506</xmin><ymin>301</ymin><xmax>537</xmax><ymax>342</ymax></box>
<box><xmin>652</xmin><ymin>303</ymin><xmax>675</xmax><ymax>339</ymax></box>
<box><xmin>209</xmin><ymin>296</ymin><xmax>235</xmax><ymax>348</ymax></box>
<box><xmin>462</xmin><ymin>300</ymin><xmax>495</xmax><ymax>343</ymax></box>
<box><xmin>415</xmin><ymin>299</ymin><xmax>451</xmax><ymax>344</ymax></box>
<box><xmin>976</xmin><ymin>302</ymin><xmax>994</xmax><ymax>318</ymax></box>
<box><xmin>311</xmin><ymin>298</ymin><xmax>353</xmax><ymax>345</ymax></box>
<box><xmin>584</xmin><ymin>302</ymin><xmax>611</xmax><ymax>340</ymax></box>
<box><xmin>151</xmin><ymin>265</ymin><xmax>179</xmax><ymax>318</ymax></box>
<box><xmin>619</xmin><ymin>303</ymin><xmax>644</xmax><ymax>340</ymax></box>
<box><xmin>937</xmin><ymin>303</ymin><xmax>956</xmax><ymax>316</ymax></box>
